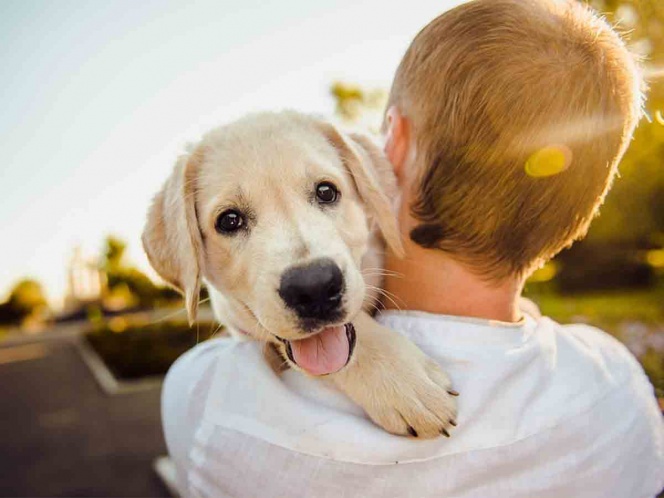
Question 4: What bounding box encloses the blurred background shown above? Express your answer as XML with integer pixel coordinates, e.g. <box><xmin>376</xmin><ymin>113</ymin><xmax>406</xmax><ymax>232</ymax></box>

<box><xmin>0</xmin><ymin>0</ymin><xmax>662</xmax><ymax>496</ymax></box>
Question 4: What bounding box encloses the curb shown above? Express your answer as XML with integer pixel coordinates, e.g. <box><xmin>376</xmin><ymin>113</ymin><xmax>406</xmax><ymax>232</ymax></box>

<box><xmin>74</xmin><ymin>337</ymin><xmax>163</xmax><ymax>395</ymax></box>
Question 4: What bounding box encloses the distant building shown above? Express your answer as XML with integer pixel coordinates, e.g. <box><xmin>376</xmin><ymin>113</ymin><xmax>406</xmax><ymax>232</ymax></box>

<box><xmin>63</xmin><ymin>247</ymin><xmax>106</xmax><ymax>313</ymax></box>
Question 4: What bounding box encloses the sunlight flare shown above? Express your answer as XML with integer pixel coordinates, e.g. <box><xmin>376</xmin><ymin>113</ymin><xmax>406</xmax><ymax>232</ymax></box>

<box><xmin>644</xmin><ymin>64</ymin><xmax>664</xmax><ymax>81</ymax></box>
<box><xmin>655</xmin><ymin>110</ymin><xmax>664</xmax><ymax>126</ymax></box>
<box><xmin>517</xmin><ymin>114</ymin><xmax>624</xmax><ymax>153</ymax></box>
<box><xmin>525</xmin><ymin>145</ymin><xmax>572</xmax><ymax>178</ymax></box>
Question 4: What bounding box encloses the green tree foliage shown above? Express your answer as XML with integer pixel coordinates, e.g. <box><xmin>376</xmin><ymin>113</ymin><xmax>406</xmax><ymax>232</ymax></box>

<box><xmin>103</xmin><ymin>235</ymin><xmax>127</xmax><ymax>271</ymax></box>
<box><xmin>550</xmin><ymin>1</ymin><xmax>664</xmax><ymax>291</ymax></box>
<box><xmin>583</xmin><ymin>0</ymin><xmax>664</xmax><ymax>246</ymax></box>
<box><xmin>0</xmin><ymin>279</ymin><xmax>49</xmax><ymax>324</ymax></box>
<box><xmin>100</xmin><ymin>236</ymin><xmax>180</xmax><ymax>308</ymax></box>
<box><xmin>330</xmin><ymin>81</ymin><xmax>387</xmax><ymax>131</ymax></box>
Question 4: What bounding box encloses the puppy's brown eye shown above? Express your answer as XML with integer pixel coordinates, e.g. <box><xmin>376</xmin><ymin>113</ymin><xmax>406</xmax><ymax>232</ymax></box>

<box><xmin>215</xmin><ymin>210</ymin><xmax>244</xmax><ymax>234</ymax></box>
<box><xmin>316</xmin><ymin>182</ymin><xmax>339</xmax><ymax>204</ymax></box>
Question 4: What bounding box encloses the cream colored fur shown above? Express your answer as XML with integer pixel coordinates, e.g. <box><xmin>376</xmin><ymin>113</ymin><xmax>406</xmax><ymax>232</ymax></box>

<box><xmin>143</xmin><ymin>111</ymin><xmax>457</xmax><ymax>438</ymax></box>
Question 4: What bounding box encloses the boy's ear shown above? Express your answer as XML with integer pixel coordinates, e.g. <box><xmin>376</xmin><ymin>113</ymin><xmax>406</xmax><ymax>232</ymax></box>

<box><xmin>315</xmin><ymin>120</ymin><xmax>405</xmax><ymax>258</ymax></box>
<box><xmin>142</xmin><ymin>148</ymin><xmax>206</xmax><ymax>325</ymax></box>
<box><xmin>383</xmin><ymin>106</ymin><xmax>410</xmax><ymax>183</ymax></box>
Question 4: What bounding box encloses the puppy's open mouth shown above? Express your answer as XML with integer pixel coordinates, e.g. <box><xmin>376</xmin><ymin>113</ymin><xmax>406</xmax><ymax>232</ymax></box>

<box><xmin>279</xmin><ymin>323</ymin><xmax>356</xmax><ymax>376</ymax></box>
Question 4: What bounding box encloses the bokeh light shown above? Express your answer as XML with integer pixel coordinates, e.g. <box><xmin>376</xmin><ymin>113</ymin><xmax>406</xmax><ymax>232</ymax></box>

<box><xmin>525</xmin><ymin>145</ymin><xmax>572</xmax><ymax>178</ymax></box>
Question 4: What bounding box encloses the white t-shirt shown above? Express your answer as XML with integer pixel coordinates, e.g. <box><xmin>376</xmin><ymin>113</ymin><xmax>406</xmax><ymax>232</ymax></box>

<box><xmin>162</xmin><ymin>310</ymin><xmax>664</xmax><ymax>498</ymax></box>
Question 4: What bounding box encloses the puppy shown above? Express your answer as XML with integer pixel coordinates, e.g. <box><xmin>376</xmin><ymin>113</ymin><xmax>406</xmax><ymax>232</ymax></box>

<box><xmin>143</xmin><ymin>111</ymin><xmax>457</xmax><ymax>438</ymax></box>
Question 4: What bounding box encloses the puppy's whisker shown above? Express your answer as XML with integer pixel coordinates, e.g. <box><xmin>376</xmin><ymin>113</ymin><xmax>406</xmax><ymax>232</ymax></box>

<box><xmin>209</xmin><ymin>322</ymin><xmax>225</xmax><ymax>339</ymax></box>
<box><xmin>375</xmin><ymin>286</ymin><xmax>401</xmax><ymax>301</ymax></box>
<box><xmin>364</xmin><ymin>293</ymin><xmax>382</xmax><ymax>304</ymax></box>
<box><xmin>366</xmin><ymin>284</ymin><xmax>406</xmax><ymax>311</ymax></box>
<box><xmin>376</xmin><ymin>288</ymin><xmax>406</xmax><ymax>310</ymax></box>
<box><xmin>363</xmin><ymin>300</ymin><xmax>381</xmax><ymax>313</ymax></box>
<box><xmin>362</xmin><ymin>267</ymin><xmax>403</xmax><ymax>277</ymax></box>
<box><xmin>362</xmin><ymin>270</ymin><xmax>404</xmax><ymax>279</ymax></box>
<box><xmin>150</xmin><ymin>296</ymin><xmax>212</xmax><ymax>326</ymax></box>
<box><xmin>363</xmin><ymin>301</ymin><xmax>381</xmax><ymax>314</ymax></box>
<box><xmin>152</xmin><ymin>306</ymin><xmax>187</xmax><ymax>324</ymax></box>
<box><xmin>379</xmin><ymin>293</ymin><xmax>403</xmax><ymax>311</ymax></box>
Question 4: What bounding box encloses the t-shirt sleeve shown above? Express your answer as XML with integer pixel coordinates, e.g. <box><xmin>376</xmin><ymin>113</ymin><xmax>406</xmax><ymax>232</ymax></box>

<box><xmin>161</xmin><ymin>337</ymin><xmax>237</xmax><ymax>494</ymax></box>
<box><xmin>563</xmin><ymin>323</ymin><xmax>656</xmax><ymax>389</ymax></box>
<box><xmin>563</xmin><ymin>324</ymin><xmax>664</xmax><ymax>496</ymax></box>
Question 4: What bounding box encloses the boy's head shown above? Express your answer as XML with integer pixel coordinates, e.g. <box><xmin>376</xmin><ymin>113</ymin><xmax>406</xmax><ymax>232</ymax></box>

<box><xmin>384</xmin><ymin>0</ymin><xmax>643</xmax><ymax>279</ymax></box>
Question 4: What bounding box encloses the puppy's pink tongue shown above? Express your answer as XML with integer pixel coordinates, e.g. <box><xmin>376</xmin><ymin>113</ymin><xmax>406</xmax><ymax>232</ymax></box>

<box><xmin>289</xmin><ymin>325</ymin><xmax>349</xmax><ymax>376</ymax></box>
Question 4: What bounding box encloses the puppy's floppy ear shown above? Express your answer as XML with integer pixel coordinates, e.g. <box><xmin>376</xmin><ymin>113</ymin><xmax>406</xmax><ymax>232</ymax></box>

<box><xmin>142</xmin><ymin>148</ymin><xmax>206</xmax><ymax>325</ymax></box>
<box><xmin>316</xmin><ymin>121</ymin><xmax>405</xmax><ymax>257</ymax></box>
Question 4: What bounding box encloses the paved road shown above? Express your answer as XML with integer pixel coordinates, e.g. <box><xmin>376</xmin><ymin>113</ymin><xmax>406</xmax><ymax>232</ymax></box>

<box><xmin>0</xmin><ymin>335</ymin><xmax>170</xmax><ymax>497</ymax></box>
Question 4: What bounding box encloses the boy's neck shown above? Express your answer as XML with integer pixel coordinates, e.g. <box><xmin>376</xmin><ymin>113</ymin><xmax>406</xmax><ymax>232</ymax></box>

<box><xmin>383</xmin><ymin>241</ymin><xmax>524</xmax><ymax>323</ymax></box>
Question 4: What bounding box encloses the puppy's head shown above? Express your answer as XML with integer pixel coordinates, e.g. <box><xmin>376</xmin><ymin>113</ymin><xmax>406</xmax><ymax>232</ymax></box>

<box><xmin>143</xmin><ymin>112</ymin><xmax>402</xmax><ymax>374</ymax></box>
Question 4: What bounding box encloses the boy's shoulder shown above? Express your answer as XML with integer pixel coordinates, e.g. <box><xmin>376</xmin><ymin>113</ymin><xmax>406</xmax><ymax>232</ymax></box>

<box><xmin>530</xmin><ymin>315</ymin><xmax>660</xmax><ymax>435</ymax></box>
<box><xmin>520</xmin><ymin>298</ymin><xmax>647</xmax><ymax>386</ymax></box>
<box><xmin>545</xmin><ymin>317</ymin><xmax>649</xmax><ymax>386</ymax></box>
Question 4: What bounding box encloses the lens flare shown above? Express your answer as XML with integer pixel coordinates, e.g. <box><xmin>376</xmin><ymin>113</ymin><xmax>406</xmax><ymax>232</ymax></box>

<box><xmin>644</xmin><ymin>65</ymin><xmax>664</xmax><ymax>81</ymax></box>
<box><xmin>525</xmin><ymin>145</ymin><xmax>572</xmax><ymax>178</ymax></box>
<box><xmin>516</xmin><ymin>114</ymin><xmax>623</xmax><ymax>151</ymax></box>
<box><xmin>646</xmin><ymin>249</ymin><xmax>664</xmax><ymax>269</ymax></box>
<box><xmin>655</xmin><ymin>110</ymin><xmax>664</xmax><ymax>126</ymax></box>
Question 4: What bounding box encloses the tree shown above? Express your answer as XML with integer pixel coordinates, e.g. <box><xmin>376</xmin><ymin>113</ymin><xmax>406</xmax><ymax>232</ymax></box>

<box><xmin>103</xmin><ymin>236</ymin><xmax>127</xmax><ymax>271</ymax></box>
<box><xmin>99</xmin><ymin>236</ymin><xmax>180</xmax><ymax>308</ymax></box>
<box><xmin>582</xmin><ymin>0</ymin><xmax>664</xmax><ymax>247</ymax></box>
<box><xmin>330</xmin><ymin>81</ymin><xmax>387</xmax><ymax>132</ymax></box>
<box><xmin>0</xmin><ymin>279</ymin><xmax>49</xmax><ymax>324</ymax></box>
<box><xmin>550</xmin><ymin>1</ymin><xmax>664</xmax><ymax>290</ymax></box>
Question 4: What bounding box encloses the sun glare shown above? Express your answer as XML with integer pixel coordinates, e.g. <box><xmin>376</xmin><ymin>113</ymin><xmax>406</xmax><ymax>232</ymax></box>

<box><xmin>644</xmin><ymin>64</ymin><xmax>664</xmax><ymax>81</ymax></box>
<box><xmin>525</xmin><ymin>145</ymin><xmax>572</xmax><ymax>178</ymax></box>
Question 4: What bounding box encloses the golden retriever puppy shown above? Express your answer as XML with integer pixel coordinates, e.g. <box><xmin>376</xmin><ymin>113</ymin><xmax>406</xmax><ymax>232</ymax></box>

<box><xmin>143</xmin><ymin>111</ymin><xmax>457</xmax><ymax>438</ymax></box>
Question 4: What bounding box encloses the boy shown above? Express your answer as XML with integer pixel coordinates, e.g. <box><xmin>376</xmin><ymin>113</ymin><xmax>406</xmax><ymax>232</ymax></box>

<box><xmin>162</xmin><ymin>1</ymin><xmax>664</xmax><ymax>496</ymax></box>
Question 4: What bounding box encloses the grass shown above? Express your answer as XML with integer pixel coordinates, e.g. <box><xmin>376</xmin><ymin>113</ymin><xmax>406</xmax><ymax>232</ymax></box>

<box><xmin>526</xmin><ymin>288</ymin><xmax>664</xmax><ymax>330</ymax></box>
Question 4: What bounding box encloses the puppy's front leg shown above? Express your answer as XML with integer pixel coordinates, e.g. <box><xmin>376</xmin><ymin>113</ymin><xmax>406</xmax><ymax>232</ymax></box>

<box><xmin>328</xmin><ymin>311</ymin><xmax>458</xmax><ymax>439</ymax></box>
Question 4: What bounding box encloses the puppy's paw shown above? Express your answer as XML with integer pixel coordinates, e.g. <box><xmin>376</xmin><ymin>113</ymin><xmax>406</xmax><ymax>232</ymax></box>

<box><xmin>362</xmin><ymin>354</ymin><xmax>458</xmax><ymax>440</ymax></box>
<box><xmin>330</xmin><ymin>315</ymin><xmax>458</xmax><ymax>439</ymax></box>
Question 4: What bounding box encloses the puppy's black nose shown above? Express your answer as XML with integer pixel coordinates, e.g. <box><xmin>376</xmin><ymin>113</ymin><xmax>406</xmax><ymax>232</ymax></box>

<box><xmin>279</xmin><ymin>258</ymin><xmax>344</xmax><ymax>320</ymax></box>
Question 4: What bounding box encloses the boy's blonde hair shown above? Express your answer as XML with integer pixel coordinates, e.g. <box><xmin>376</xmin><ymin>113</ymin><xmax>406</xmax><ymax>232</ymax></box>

<box><xmin>388</xmin><ymin>0</ymin><xmax>643</xmax><ymax>278</ymax></box>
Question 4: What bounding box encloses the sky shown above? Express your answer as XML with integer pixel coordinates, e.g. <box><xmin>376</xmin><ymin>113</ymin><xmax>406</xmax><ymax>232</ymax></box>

<box><xmin>0</xmin><ymin>0</ymin><xmax>464</xmax><ymax>306</ymax></box>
